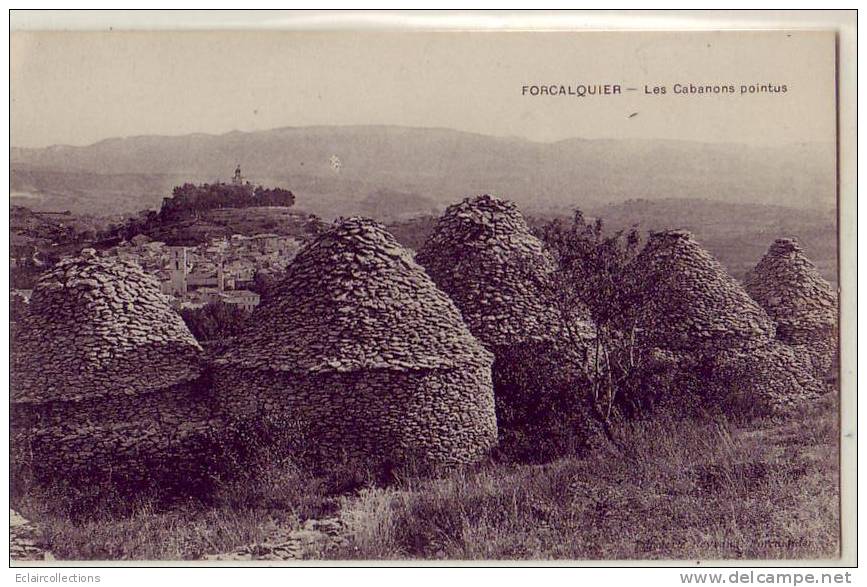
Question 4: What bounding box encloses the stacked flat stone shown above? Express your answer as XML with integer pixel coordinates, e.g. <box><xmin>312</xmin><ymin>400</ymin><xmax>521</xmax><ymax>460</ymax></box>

<box><xmin>10</xmin><ymin>251</ymin><xmax>214</xmax><ymax>485</ymax></box>
<box><xmin>620</xmin><ymin>230</ymin><xmax>822</xmax><ymax>412</ymax></box>
<box><xmin>415</xmin><ymin>194</ymin><xmax>596</xmax><ymax>432</ymax></box>
<box><xmin>620</xmin><ymin>230</ymin><xmax>775</xmax><ymax>353</ymax></box>
<box><xmin>744</xmin><ymin>238</ymin><xmax>838</xmax><ymax>379</ymax></box>
<box><xmin>712</xmin><ymin>342</ymin><xmax>826</xmax><ymax>411</ymax></box>
<box><xmin>212</xmin><ymin>217</ymin><xmax>497</xmax><ymax>467</ymax></box>
<box><xmin>416</xmin><ymin>194</ymin><xmax>580</xmax><ymax>344</ymax></box>
<box><xmin>10</xmin><ymin>509</ymin><xmax>52</xmax><ymax>561</ymax></box>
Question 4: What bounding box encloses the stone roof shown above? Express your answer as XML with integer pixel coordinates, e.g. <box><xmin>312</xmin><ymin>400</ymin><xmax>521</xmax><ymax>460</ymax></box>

<box><xmin>743</xmin><ymin>238</ymin><xmax>837</xmax><ymax>343</ymax></box>
<box><xmin>620</xmin><ymin>229</ymin><xmax>775</xmax><ymax>353</ymax></box>
<box><xmin>11</xmin><ymin>252</ymin><xmax>202</xmax><ymax>404</ymax></box>
<box><xmin>215</xmin><ymin>217</ymin><xmax>492</xmax><ymax>373</ymax></box>
<box><xmin>415</xmin><ymin>194</ymin><xmax>589</xmax><ymax>346</ymax></box>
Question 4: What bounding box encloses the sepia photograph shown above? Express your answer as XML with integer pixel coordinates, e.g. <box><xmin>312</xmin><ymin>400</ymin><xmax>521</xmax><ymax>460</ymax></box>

<box><xmin>7</xmin><ymin>10</ymin><xmax>855</xmax><ymax>570</ymax></box>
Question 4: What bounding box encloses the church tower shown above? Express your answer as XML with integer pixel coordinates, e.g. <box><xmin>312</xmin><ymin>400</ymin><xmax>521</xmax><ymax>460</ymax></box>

<box><xmin>167</xmin><ymin>246</ymin><xmax>188</xmax><ymax>296</ymax></box>
<box><xmin>217</xmin><ymin>256</ymin><xmax>225</xmax><ymax>292</ymax></box>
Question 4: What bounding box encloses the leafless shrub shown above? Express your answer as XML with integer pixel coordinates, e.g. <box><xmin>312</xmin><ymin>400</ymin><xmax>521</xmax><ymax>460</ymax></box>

<box><xmin>530</xmin><ymin>210</ymin><xmax>651</xmax><ymax>439</ymax></box>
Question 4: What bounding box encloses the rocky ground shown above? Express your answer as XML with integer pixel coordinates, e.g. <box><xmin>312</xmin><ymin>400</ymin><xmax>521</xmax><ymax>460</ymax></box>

<box><xmin>201</xmin><ymin>518</ymin><xmax>344</xmax><ymax>562</ymax></box>
<box><xmin>11</xmin><ymin>509</ymin><xmax>54</xmax><ymax>562</ymax></box>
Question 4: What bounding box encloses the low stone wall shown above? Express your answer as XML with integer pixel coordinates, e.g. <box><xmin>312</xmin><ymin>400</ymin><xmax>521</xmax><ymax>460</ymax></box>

<box><xmin>708</xmin><ymin>340</ymin><xmax>826</xmax><ymax>414</ymax></box>
<box><xmin>212</xmin><ymin>362</ymin><xmax>498</xmax><ymax>467</ymax></box>
<box><xmin>11</xmin><ymin>376</ymin><xmax>219</xmax><ymax>487</ymax></box>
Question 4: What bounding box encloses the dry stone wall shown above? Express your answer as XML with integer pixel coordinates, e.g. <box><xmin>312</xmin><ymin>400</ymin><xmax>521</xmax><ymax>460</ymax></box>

<box><xmin>710</xmin><ymin>341</ymin><xmax>825</xmax><ymax>413</ymax></box>
<box><xmin>11</xmin><ymin>379</ymin><xmax>219</xmax><ymax>485</ymax></box>
<box><xmin>10</xmin><ymin>252</ymin><xmax>215</xmax><ymax>486</ymax></box>
<box><xmin>620</xmin><ymin>230</ymin><xmax>776</xmax><ymax>354</ymax></box>
<box><xmin>744</xmin><ymin>238</ymin><xmax>838</xmax><ymax>379</ymax></box>
<box><xmin>415</xmin><ymin>195</ymin><xmax>597</xmax><ymax>435</ymax></box>
<box><xmin>214</xmin><ymin>362</ymin><xmax>496</xmax><ymax>467</ymax></box>
<box><xmin>620</xmin><ymin>230</ymin><xmax>822</xmax><ymax>412</ymax></box>
<box><xmin>213</xmin><ymin>217</ymin><xmax>498</xmax><ymax>467</ymax></box>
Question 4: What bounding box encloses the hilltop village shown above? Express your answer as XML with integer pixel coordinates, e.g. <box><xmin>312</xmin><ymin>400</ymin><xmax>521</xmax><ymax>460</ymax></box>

<box><xmin>10</xmin><ymin>193</ymin><xmax>839</xmax><ymax>492</ymax></box>
<box><xmin>13</xmin><ymin>222</ymin><xmax>301</xmax><ymax>314</ymax></box>
<box><xmin>11</xmin><ymin>169</ymin><xmax>307</xmax><ymax>314</ymax></box>
<box><xmin>111</xmin><ymin>231</ymin><xmax>300</xmax><ymax>312</ymax></box>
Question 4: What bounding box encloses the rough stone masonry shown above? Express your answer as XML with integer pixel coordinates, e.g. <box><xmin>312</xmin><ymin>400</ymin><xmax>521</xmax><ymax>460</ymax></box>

<box><xmin>744</xmin><ymin>237</ymin><xmax>838</xmax><ymax>380</ymax></box>
<box><xmin>415</xmin><ymin>194</ymin><xmax>597</xmax><ymax>434</ymax></box>
<box><xmin>10</xmin><ymin>251</ymin><xmax>217</xmax><ymax>486</ymax></box>
<box><xmin>212</xmin><ymin>217</ymin><xmax>498</xmax><ymax>467</ymax></box>
<box><xmin>619</xmin><ymin>230</ymin><xmax>823</xmax><ymax>412</ymax></box>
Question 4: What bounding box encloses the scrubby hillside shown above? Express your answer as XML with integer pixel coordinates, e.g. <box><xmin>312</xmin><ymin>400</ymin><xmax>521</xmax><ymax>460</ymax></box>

<box><xmin>139</xmin><ymin>206</ymin><xmax>323</xmax><ymax>246</ymax></box>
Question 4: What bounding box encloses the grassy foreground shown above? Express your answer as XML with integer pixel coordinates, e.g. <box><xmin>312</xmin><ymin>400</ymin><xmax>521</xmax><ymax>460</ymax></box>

<box><xmin>13</xmin><ymin>397</ymin><xmax>838</xmax><ymax>561</ymax></box>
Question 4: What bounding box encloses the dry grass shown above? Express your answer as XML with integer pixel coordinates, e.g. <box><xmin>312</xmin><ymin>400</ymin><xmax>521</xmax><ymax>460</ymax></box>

<box><xmin>332</xmin><ymin>397</ymin><xmax>839</xmax><ymax>561</ymax></box>
<box><xmin>12</xmin><ymin>397</ymin><xmax>838</xmax><ymax>561</ymax></box>
<box><xmin>12</xmin><ymin>461</ymin><xmax>338</xmax><ymax>560</ymax></box>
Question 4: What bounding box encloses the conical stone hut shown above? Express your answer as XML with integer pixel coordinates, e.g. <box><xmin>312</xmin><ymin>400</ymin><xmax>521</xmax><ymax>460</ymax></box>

<box><xmin>620</xmin><ymin>229</ymin><xmax>776</xmax><ymax>353</ymax></box>
<box><xmin>415</xmin><ymin>195</ymin><xmax>596</xmax><ymax>440</ymax></box>
<box><xmin>744</xmin><ymin>238</ymin><xmax>838</xmax><ymax>379</ymax></box>
<box><xmin>11</xmin><ymin>252</ymin><xmax>214</xmax><ymax>485</ymax></box>
<box><xmin>619</xmin><ymin>230</ymin><xmax>822</xmax><ymax>411</ymax></box>
<box><xmin>211</xmin><ymin>217</ymin><xmax>498</xmax><ymax>467</ymax></box>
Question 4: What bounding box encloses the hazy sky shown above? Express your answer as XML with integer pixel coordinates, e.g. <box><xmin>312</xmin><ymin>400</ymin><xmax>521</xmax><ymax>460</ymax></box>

<box><xmin>12</xmin><ymin>30</ymin><xmax>836</xmax><ymax>148</ymax></box>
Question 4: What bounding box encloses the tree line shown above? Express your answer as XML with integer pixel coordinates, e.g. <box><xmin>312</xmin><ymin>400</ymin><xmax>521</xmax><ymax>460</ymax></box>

<box><xmin>160</xmin><ymin>182</ymin><xmax>295</xmax><ymax>221</ymax></box>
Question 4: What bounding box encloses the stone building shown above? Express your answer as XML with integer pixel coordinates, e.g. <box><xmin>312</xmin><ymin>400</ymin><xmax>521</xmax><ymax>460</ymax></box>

<box><xmin>415</xmin><ymin>195</ymin><xmax>596</xmax><ymax>436</ymax></box>
<box><xmin>744</xmin><ymin>237</ymin><xmax>838</xmax><ymax>379</ymax></box>
<box><xmin>619</xmin><ymin>229</ymin><xmax>822</xmax><ymax>412</ymax></box>
<box><xmin>620</xmin><ymin>230</ymin><xmax>776</xmax><ymax>354</ymax></box>
<box><xmin>219</xmin><ymin>289</ymin><xmax>260</xmax><ymax>312</ymax></box>
<box><xmin>212</xmin><ymin>217</ymin><xmax>498</xmax><ymax>467</ymax></box>
<box><xmin>164</xmin><ymin>245</ymin><xmax>189</xmax><ymax>296</ymax></box>
<box><xmin>10</xmin><ymin>252</ymin><xmax>214</xmax><ymax>486</ymax></box>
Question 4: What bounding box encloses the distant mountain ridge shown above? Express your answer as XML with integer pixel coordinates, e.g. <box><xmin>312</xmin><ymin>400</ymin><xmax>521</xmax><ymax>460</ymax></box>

<box><xmin>11</xmin><ymin>125</ymin><xmax>836</xmax><ymax>218</ymax></box>
<box><xmin>385</xmin><ymin>196</ymin><xmax>836</xmax><ymax>284</ymax></box>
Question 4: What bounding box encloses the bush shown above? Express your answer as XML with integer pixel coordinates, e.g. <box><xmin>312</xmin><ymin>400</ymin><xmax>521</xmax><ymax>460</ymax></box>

<box><xmin>534</xmin><ymin>211</ymin><xmax>651</xmax><ymax>429</ymax></box>
<box><xmin>489</xmin><ymin>340</ymin><xmax>603</xmax><ymax>462</ymax></box>
<box><xmin>179</xmin><ymin>302</ymin><xmax>250</xmax><ymax>342</ymax></box>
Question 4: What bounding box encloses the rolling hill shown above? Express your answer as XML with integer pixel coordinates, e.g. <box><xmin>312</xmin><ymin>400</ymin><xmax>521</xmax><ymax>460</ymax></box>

<box><xmin>11</xmin><ymin>126</ymin><xmax>836</xmax><ymax>219</ymax></box>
